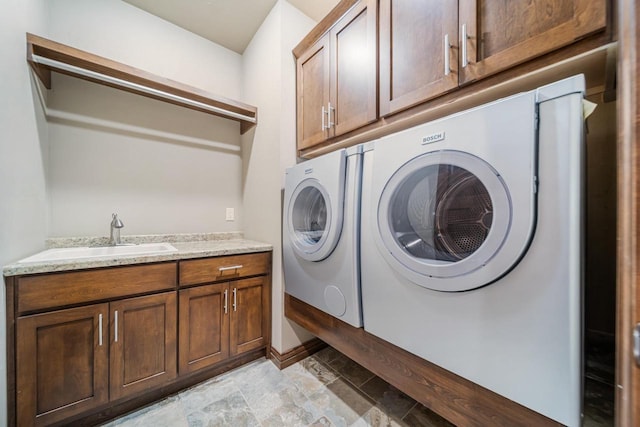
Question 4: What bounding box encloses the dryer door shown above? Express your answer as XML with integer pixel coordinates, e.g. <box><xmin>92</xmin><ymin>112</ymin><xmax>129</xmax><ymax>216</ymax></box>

<box><xmin>377</xmin><ymin>150</ymin><xmax>520</xmax><ymax>292</ymax></box>
<box><xmin>287</xmin><ymin>178</ymin><xmax>343</xmax><ymax>261</ymax></box>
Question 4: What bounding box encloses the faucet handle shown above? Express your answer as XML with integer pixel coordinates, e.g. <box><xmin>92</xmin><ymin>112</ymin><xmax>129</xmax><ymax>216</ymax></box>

<box><xmin>111</xmin><ymin>213</ymin><xmax>124</xmax><ymax>228</ymax></box>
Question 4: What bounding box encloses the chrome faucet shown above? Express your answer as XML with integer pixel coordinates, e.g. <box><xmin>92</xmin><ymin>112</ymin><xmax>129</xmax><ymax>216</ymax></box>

<box><xmin>109</xmin><ymin>213</ymin><xmax>124</xmax><ymax>245</ymax></box>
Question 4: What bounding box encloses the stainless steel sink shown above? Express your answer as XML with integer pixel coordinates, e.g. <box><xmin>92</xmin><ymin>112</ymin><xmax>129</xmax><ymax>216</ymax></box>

<box><xmin>18</xmin><ymin>242</ymin><xmax>178</xmax><ymax>263</ymax></box>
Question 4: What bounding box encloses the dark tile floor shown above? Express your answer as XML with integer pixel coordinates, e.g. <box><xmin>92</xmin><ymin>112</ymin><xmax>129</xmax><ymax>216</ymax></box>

<box><xmin>102</xmin><ymin>344</ymin><xmax>614</xmax><ymax>426</ymax></box>
<box><xmin>583</xmin><ymin>335</ymin><xmax>615</xmax><ymax>427</ymax></box>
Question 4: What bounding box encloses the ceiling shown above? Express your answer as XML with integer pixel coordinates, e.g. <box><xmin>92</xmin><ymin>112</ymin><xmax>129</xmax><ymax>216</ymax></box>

<box><xmin>123</xmin><ymin>0</ymin><xmax>339</xmax><ymax>54</ymax></box>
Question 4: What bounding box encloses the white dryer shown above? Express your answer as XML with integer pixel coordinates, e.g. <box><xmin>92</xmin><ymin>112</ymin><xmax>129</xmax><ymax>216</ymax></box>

<box><xmin>283</xmin><ymin>146</ymin><xmax>363</xmax><ymax>327</ymax></box>
<box><xmin>360</xmin><ymin>76</ymin><xmax>585</xmax><ymax>426</ymax></box>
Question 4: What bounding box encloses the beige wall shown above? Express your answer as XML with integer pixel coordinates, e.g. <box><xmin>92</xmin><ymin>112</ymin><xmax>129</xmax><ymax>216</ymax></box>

<box><xmin>0</xmin><ymin>2</ymin><xmax>319</xmax><ymax>420</ymax></box>
<box><xmin>0</xmin><ymin>1</ymin><xmax>50</xmax><ymax>424</ymax></box>
<box><xmin>242</xmin><ymin>1</ymin><xmax>316</xmax><ymax>352</ymax></box>
<box><xmin>44</xmin><ymin>0</ymin><xmax>246</xmax><ymax>236</ymax></box>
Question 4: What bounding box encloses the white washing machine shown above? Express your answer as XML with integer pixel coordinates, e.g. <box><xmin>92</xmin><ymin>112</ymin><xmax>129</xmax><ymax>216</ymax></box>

<box><xmin>360</xmin><ymin>76</ymin><xmax>585</xmax><ymax>426</ymax></box>
<box><xmin>283</xmin><ymin>146</ymin><xmax>363</xmax><ymax>327</ymax></box>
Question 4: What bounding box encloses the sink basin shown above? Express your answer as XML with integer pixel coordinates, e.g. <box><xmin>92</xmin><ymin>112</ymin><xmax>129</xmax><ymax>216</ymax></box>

<box><xmin>18</xmin><ymin>243</ymin><xmax>179</xmax><ymax>263</ymax></box>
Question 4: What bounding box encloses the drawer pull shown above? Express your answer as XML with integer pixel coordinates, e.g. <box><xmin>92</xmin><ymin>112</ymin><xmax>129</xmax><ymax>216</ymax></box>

<box><xmin>328</xmin><ymin>102</ymin><xmax>335</xmax><ymax>128</ymax></box>
<box><xmin>444</xmin><ymin>34</ymin><xmax>451</xmax><ymax>76</ymax></box>
<box><xmin>98</xmin><ymin>313</ymin><xmax>103</xmax><ymax>346</ymax></box>
<box><xmin>218</xmin><ymin>265</ymin><xmax>243</xmax><ymax>272</ymax></box>
<box><xmin>461</xmin><ymin>23</ymin><xmax>469</xmax><ymax>68</ymax></box>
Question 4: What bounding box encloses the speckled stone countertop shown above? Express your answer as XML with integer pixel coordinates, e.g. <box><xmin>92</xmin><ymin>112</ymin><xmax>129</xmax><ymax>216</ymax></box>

<box><xmin>3</xmin><ymin>232</ymin><xmax>272</xmax><ymax>276</ymax></box>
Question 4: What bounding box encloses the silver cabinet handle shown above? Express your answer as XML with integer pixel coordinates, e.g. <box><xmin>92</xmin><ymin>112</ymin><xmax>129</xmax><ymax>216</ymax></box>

<box><xmin>461</xmin><ymin>24</ymin><xmax>468</xmax><ymax>68</ymax></box>
<box><xmin>327</xmin><ymin>102</ymin><xmax>335</xmax><ymax>128</ymax></box>
<box><xmin>321</xmin><ymin>105</ymin><xmax>326</xmax><ymax>130</ymax></box>
<box><xmin>219</xmin><ymin>264</ymin><xmax>243</xmax><ymax>272</ymax></box>
<box><xmin>444</xmin><ymin>33</ymin><xmax>451</xmax><ymax>76</ymax></box>
<box><xmin>98</xmin><ymin>313</ymin><xmax>103</xmax><ymax>346</ymax></box>
<box><xmin>634</xmin><ymin>323</ymin><xmax>640</xmax><ymax>366</ymax></box>
<box><xmin>232</xmin><ymin>288</ymin><xmax>237</xmax><ymax>312</ymax></box>
<box><xmin>224</xmin><ymin>289</ymin><xmax>228</xmax><ymax>314</ymax></box>
<box><xmin>114</xmin><ymin>310</ymin><xmax>119</xmax><ymax>342</ymax></box>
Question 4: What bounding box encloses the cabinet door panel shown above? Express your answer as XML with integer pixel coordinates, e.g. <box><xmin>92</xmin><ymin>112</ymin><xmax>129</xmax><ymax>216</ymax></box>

<box><xmin>110</xmin><ymin>292</ymin><xmax>177</xmax><ymax>400</ymax></box>
<box><xmin>179</xmin><ymin>283</ymin><xmax>230</xmax><ymax>374</ymax></box>
<box><xmin>459</xmin><ymin>0</ymin><xmax>607</xmax><ymax>83</ymax></box>
<box><xmin>331</xmin><ymin>0</ymin><xmax>377</xmax><ymax>136</ymax></box>
<box><xmin>17</xmin><ymin>304</ymin><xmax>109</xmax><ymax>426</ymax></box>
<box><xmin>231</xmin><ymin>277</ymin><xmax>267</xmax><ymax>355</ymax></box>
<box><xmin>380</xmin><ymin>0</ymin><xmax>458</xmax><ymax>116</ymax></box>
<box><xmin>297</xmin><ymin>36</ymin><xmax>330</xmax><ymax>150</ymax></box>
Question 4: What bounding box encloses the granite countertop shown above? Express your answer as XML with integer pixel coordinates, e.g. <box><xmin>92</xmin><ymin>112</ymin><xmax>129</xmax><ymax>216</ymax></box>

<box><xmin>3</xmin><ymin>232</ymin><xmax>272</xmax><ymax>276</ymax></box>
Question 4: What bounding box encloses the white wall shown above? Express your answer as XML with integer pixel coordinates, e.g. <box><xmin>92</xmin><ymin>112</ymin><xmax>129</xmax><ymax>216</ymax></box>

<box><xmin>0</xmin><ymin>1</ymin><xmax>50</xmax><ymax>423</ymax></box>
<box><xmin>47</xmin><ymin>0</ymin><xmax>242</xmax><ymax>98</ymax></box>
<box><xmin>44</xmin><ymin>0</ymin><xmax>245</xmax><ymax>236</ymax></box>
<box><xmin>242</xmin><ymin>1</ymin><xmax>316</xmax><ymax>353</ymax></box>
<box><xmin>0</xmin><ymin>2</ymin><xmax>318</xmax><ymax>421</ymax></box>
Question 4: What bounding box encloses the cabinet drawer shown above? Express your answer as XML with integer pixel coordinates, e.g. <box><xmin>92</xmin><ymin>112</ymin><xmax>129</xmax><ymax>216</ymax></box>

<box><xmin>179</xmin><ymin>252</ymin><xmax>270</xmax><ymax>287</ymax></box>
<box><xmin>17</xmin><ymin>263</ymin><xmax>177</xmax><ymax>314</ymax></box>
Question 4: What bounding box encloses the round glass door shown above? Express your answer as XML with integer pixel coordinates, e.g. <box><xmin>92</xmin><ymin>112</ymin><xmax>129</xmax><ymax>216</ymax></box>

<box><xmin>288</xmin><ymin>179</ymin><xmax>342</xmax><ymax>261</ymax></box>
<box><xmin>377</xmin><ymin>150</ymin><xmax>512</xmax><ymax>291</ymax></box>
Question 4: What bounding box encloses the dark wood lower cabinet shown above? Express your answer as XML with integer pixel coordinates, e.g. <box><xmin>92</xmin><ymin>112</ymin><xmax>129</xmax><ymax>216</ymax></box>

<box><xmin>179</xmin><ymin>283</ymin><xmax>230</xmax><ymax>374</ymax></box>
<box><xmin>8</xmin><ymin>252</ymin><xmax>272</xmax><ymax>426</ymax></box>
<box><xmin>231</xmin><ymin>277</ymin><xmax>268</xmax><ymax>356</ymax></box>
<box><xmin>110</xmin><ymin>292</ymin><xmax>177</xmax><ymax>401</ymax></box>
<box><xmin>16</xmin><ymin>304</ymin><xmax>110</xmax><ymax>427</ymax></box>
<box><xmin>179</xmin><ymin>277</ymin><xmax>270</xmax><ymax>373</ymax></box>
<box><xmin>16</xmin><ymin>294</ymin><xmax>178</xmax><ymax>426</ymax></box>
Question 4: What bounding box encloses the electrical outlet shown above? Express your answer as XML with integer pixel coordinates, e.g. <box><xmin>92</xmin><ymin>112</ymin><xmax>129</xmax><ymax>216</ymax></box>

<box><xmin>225</xmin><ymin>208</ymin><xmax>235</xmax><ymax>221</ymax></box>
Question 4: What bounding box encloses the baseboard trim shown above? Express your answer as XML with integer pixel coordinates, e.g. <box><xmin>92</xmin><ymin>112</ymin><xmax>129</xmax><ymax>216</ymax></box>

<box><xmin>270</xmin><ymin>337</ymin><xmax>327</xmax><ymax>370</ymax></box>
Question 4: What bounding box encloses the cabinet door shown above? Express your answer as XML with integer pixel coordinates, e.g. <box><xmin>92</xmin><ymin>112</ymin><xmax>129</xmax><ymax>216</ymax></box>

<box><xmin>230</xmin><ymin>277</ymin><xmax>268</xmax><ymax>356</ymax></box>
<box><xmin>380</xmin><ymin>0</ymin><xmax>458</xmax><ymax>116</ymax></box>
<box><xmin>178</xmin><ymin>283</ymin><xmax>230</xmax><ymax>374</ymax></box>
<box><xmin>297</xmin><ymin>35</ymin><xmax>331</xmax><ymax>151</ymax></box>
<box><xmin>330</xmin><ymin>0</ymin><xmax>377</xmax><ymax>137</ymax></box>
<box><xmin>459</xmin><ymin>0</ymin><xmax>607</xmax><ymax>84</ymax></box>
<box><xmin>110</xmin><ymin>292</ymin><xmax>177</xmax><ymax>401</ymax></box>
<box><xmin>16</xmin><ymin>304</ymin><xmax>109</xmax><ymax>426</ymax></box>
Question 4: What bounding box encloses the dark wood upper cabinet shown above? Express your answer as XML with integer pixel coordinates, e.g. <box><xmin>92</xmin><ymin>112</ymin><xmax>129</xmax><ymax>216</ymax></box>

<box><xmin>110</xmin><ymin>292</ymin><xmax>177</xmax><ymax>401</ymax></box>
<box><xmin>379</xmin><ymin>0</ymin><xmax>459</xmax><ymax>116</ymax></box>
<box><xmin>329</xmin><ymin>0</ymin><xmax>377</xmax><ymax>137</ymax></box>
<box><xmin>295</xmin><ymin>0</ymin><xmax>609</xmax><ymax>156</ymax></box>
<box><xmin>179</xmin><ymin>283</ymin><xmax>230</xmax><ymax>374</ymax></box>
<box><xmin>458</xmin><ymin>0</ymin><xmax>608</xmax><ymax>84</ymax></box>
<box><xmin>16</xmin><ymin>303</ymin><xmax>109</xmax><ymax>427</ymax></box>
<box><xmin>296</xmin><ymin>0</ymin><xmax>377</xmax><ymax>151</ymax></box>
<box><xmin>297</xmin><ymin>36</ymin><xmax>331</xmax><ymax>150</ymax></box>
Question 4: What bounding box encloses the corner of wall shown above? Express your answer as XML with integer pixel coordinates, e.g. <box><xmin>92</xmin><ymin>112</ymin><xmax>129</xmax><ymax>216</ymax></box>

<box><xmin>241</xmin><ymin>1</ymin><xmax>317</xmax><ymax>353</ymax></box>
<box><xmin>1</xmin><ymin>2</ymin><xmax>50</xmax><ymax>426</ymax></box>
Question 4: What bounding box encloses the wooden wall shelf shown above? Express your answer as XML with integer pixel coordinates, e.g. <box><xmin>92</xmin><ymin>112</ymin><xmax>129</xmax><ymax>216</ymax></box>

<box><xmin>26</xmin><ymin>33</ymin><xmax>257</xmax><ymax>134</ymax></box>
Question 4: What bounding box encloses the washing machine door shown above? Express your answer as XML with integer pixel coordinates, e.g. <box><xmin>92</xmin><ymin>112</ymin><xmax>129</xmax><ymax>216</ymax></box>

<box><xmin>287</xmin><ymin>177</ymin><xmax>343</xmax><ymax>262</ymax></box>
<box><xmin>377</xmin><ymin>150</ymin><xmax>516</xmax><ymax>292</ymax></box>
